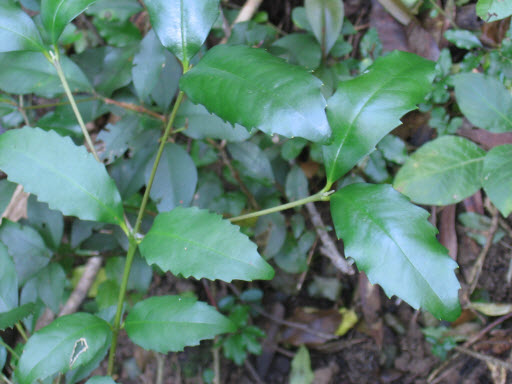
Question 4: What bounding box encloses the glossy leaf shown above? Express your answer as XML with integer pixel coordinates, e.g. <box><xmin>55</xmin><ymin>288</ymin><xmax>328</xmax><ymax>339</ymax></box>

<box><xmin>140</xmin><ymin>207</ymin><xmax>274</xmax><ymax>282</ymax></box>
<box><xmin>146</xmin><ymin>143</ymin><xmax>198</xmax><ymax>212</ymax></box>
<box><xmin>0</xmin><ymin>51</ymin><xmax>91</xmax><ymax>97</ymax></box>
<box><xmin>394</xmin><ymin>136</ymin><xmax>485</xmax><ymax>205</ymax></box>
<box><xmin>0</xmin><ymin>0</ymin><xmax>45</xmax><ymax>52</ymax></box>
<box><xmin>323</xmin><ymin>51</ymin><xmax>435</xmax><ymax>186</ymax></box>
<box><xmin>0</xmin><ymin>127</ymin><xmax>124</xmax><ymax>225</ymax></box>
<box><xmin>177</xmin><ymin>99</ymin><xmax>251</xmax><ymax>142</ymax></box>
<box><xmin>330</xmin><ymin>183</ymin><xmax>461</xmax><ymax>320</ymax></box>
<box><xmin>476</xmin><ymin>0</ymin><xmax>512</xmax><ymax>21</ymax></box>
<box><xmin>305</xmin><ymin>0</ymin><xmax>344</xmax><ymax>55</ymax></box>
<box><xmin>180</xmin><ymin>45</ymin><xmax>330</xmax><ymax>142</ymax></box>
<box><xmin>0</xmin><ymin>221</ymin><xmax>51</xmax><ymax>284</ymax></box>
<box><xmin>453</xmin><ymin>73</ymin><xmax>512</xmax><ymax>133</ymax></box>
<box><xmin>483</xmin><ymin>144</ymin><xmax>512</xmax><ymax>217</ymax></box>
<box><xmin>0</xmin><ymin>303</ymin><xmax>36</xmax><ymax>331</ymax></box>
<box><xmin>0</xmin><ymin>243</ymin><xmax>17</xmax><ymax>312</ymax></box>
<box><xmin>41</xmin><ymin>0</ymin><xmax>98</xmax><ymax>43</ymax></box>
<box><xmin>16</xmin><ymin>313</ymin><xmax>112</xmax><ymax>384</ymax></box>
<box><xmin>145</xmin><ymin>0</ymin><xmax>220</xmax><ymax>65</ymax></box>
<box><xmin>125</xmin><ymin>296</ymin><xmax>236</xmax><ymax>353</ymax></box>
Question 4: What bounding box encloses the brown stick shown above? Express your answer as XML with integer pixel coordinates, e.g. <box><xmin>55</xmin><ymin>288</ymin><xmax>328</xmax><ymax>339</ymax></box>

<box><xmin>101</xmin><ymin>97</ymin><xmax>166</xmax><ymax>122</ymax></box>
<box><xmin>59</xmin><ymin>256</ymin><xmax>103</xmax><ymax>316</ymax></box>
<box><xmin>468</xmin><ymin>204</ymin><xmax>499</xmax><ymax>294</ymax></box>
<box><xmin>305</xmin><ymin>202</ymin><xmax>355</xmax><ymax>275</ymax></box>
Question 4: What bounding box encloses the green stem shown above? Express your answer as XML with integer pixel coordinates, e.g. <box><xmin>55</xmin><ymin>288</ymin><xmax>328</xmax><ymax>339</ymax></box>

<box><xmin>15</xmin><ymin>322</ymin><xmax>28</xmax><ymax>342</ymax></box>
<box><xmin>229</xmin><ymin>190</ymin><xmax>334</xmax><ymax>223</ymax></box>
<box><xmin>0</xmin><ymin>338</ymin><xmax>20</xmax><ymax>360</ymax></box>
<box><xmin>48</xmin><ymin>51</ymin><xmax>100</xmax><ymax>162</ymax></box>
<box><xmin>107</xmin><ymin>86</ymin><xmax>187</xmax><ymax>375</ymax></box>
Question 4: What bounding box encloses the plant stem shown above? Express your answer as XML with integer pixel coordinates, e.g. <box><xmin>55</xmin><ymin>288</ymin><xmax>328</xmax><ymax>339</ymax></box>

<box><xmin>0</xmin><ymin>338</ymin><xmax>20</xmax><ymax>360</ymax></box>
<box><xmin>15</xmin><ymin>322</ymin><xmax>28</xmax><ymax>342</ymax></box>
<box><xmin>229</xmin><ymin>190</ymin><xmax>334</xmax><ymax>223</ymax></box>
<box><xmin>48</xmin><ymin>51</ymin><xmax>100</xmax><ymax>162</ymax></box>
<box><xmin>107</xmin><ymin>88</ymin><xmax>187</xmax><ymax>375</ymax></box>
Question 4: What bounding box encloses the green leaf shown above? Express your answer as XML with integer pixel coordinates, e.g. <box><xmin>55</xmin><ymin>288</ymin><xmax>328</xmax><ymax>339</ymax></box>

<box><xmin>330</xmin><ymin>183</ymin><xmax>461</xmax><ymax>321</ymax></box>
<box><xmin>145</xmin><ymin>0</ymin><xmax>220</xmax><ymax>65</ymax></box>
<box><xmin>0</xmin><ymin>51</ymin><xmax>91</xmax><ymax>97</ymax></box>
<box><xmin>0</xmin><ymin>303</ymin><xmax>37</xmax><ymax>331</ymax></box>
<box><xmin>177</xmin><ymin>99</ymin><xmax>251</xmax><ymax>142</ymax></box>
<box><xmin>140</xmin><ymin>207</ymin><xmax>274</xmax><ymax>281</ymax></box>
<box><xmin>125</xmin><ymin>296</ymin><xmax>235</xmax><ymax>353</ymax></box>
<box><xmin>285</xmin><ymin>165</ymin><xmax>309</xmax><ymax>202</ymax></box>
<box><xmin>476</xmin><ymin>0</ymin><xmax>512</xmax><ymax>21</ymax></box>
<box><xmin>0</xmin><ymin>127</ymin><xmax>124</xmax><ymax>225</ymax></box>
<box><xmin>24</xmin><ymin>264</ymin><xmax>66</xmax><ymax>313</ymax></box>
<box><xmin>16</xmin><ymin>313</ymin><xmax>112</xmax><ymax>384</ymax></box>
<box><xmin>86</xmin><ymin>377</ymin><xmax>118</xmax><ymax>384</ymax></box>
<box><xmin>0</xmin><ymin>243</ymin><xmax>17</xmax><ymax>312</ymax></box>
<box><xmin>393</xmin><ymin>136</ymin><xmax>485</xmax><ymax>205</ymax></box>
<box><xmin>271</xmin><ymin>33</ymin><xmax>322</xmax><ymax>69</ymax></box>
<box><xmin>92</xmin><ymin>18</ymin><xmax>141</xmax><ymax>47</ymax></box>
<box><xmin>453</xmin><ymin>73</ymin><xmax>512</xmax><ymax>133</ymax></box>
<box><xmin>180</xmin><ymin>45</ymin><xmax>330</xmax><ymax>142</ymax></box>
<box><xmin>290</xmin><ymin>345</ymin><xmax>314</xmax><ymax>384</ymax></box>
<box><xmin>0</xmin><ymin>0</ymin><xmax>45</xmax><ymax>52</ymax></box>
<box><xmin>132</xmin><ymin>30</ymin><xmax>167</xmax><ymax>104</ymax></box>
<box><xmin>146</xmin><ymin>143</ymin><xmax>198</xmax><ymax>212</ymax></box>
<box><xmin>444</xmin><ymin>30</ymin><xmax>482</xmax><ymax>50</ymax></box>
<box><xmin>41</xmin><ymin>0</ymin><xmax>98</xmax><ymax>43</ymax></box>
<box><xmin>0</xmin><ymin>179</ymin><xmax>17</xmax><ymax>213</ymax></box>
<box><xmin>73</xmin><ymin>45</ymin><xmax>137</xmax><ymax>97</ymax></box>
<box><xmin>0</xmin><ymin>221</ymin><xmax>51</xmax><ymax>284</ymax></box>
<box><xmin>27</xmin><ymin>195</ymin><xmax>64</xmax><ymax>250</ymax></box>
<box><xmin>323</xmin><ymin>51</ymin><xmax>435</xmax><ymax>186</ymax></box>
<box><xmin>305</xmin><ymin>0</ymin><xmax>344</xmax><ymax>55</ymax></box>
<box><xmin>86</xmin><ymin>0</ymin><xmax>142</xmax><ymax>22</ymax></box>
<box><xmin>227</xmin><ymin>142</ymin><xmax>275</xmax><ymax>186</ymax></box>
<box><xmin>483</xmin><ymin>144</ymin><xmax>512</xmax><ymax>217</ymax></box>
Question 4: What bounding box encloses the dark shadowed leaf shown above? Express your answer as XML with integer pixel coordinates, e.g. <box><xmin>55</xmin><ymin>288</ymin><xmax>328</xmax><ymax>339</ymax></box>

<box><xmin>180</xmin><ymin>45</ymin><xmax>330</xmax><ymax>142</ymax></box>
<box><xmin>146</xmin><ymin>143</ymin><xmax>198</xmax><ymax>212</ymax></box>
<box><xmin>125</xmin><ymin>296</ymin><xmax>235</xmax><ymax>353</ymax></box>
<box><xmin>0</xmin><ymin>243</ymin><xmax>17</xmax><ymax>312</ymax></box>
<box><xmin>140</xmin><ymin>207</ymin><xmax>274</xmax><ymax>282</ymax></box>
<box><xmin>330</xmin><ymin>183</ymin><xmax>461</xmax><ymax>321</ymax></box>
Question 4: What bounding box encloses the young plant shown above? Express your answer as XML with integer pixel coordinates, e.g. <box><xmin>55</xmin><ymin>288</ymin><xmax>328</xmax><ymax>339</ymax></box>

<box><xmin>0</xmin><ymin>0</ymin><xmax>509</xmax><ymax>382</ymax></box>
